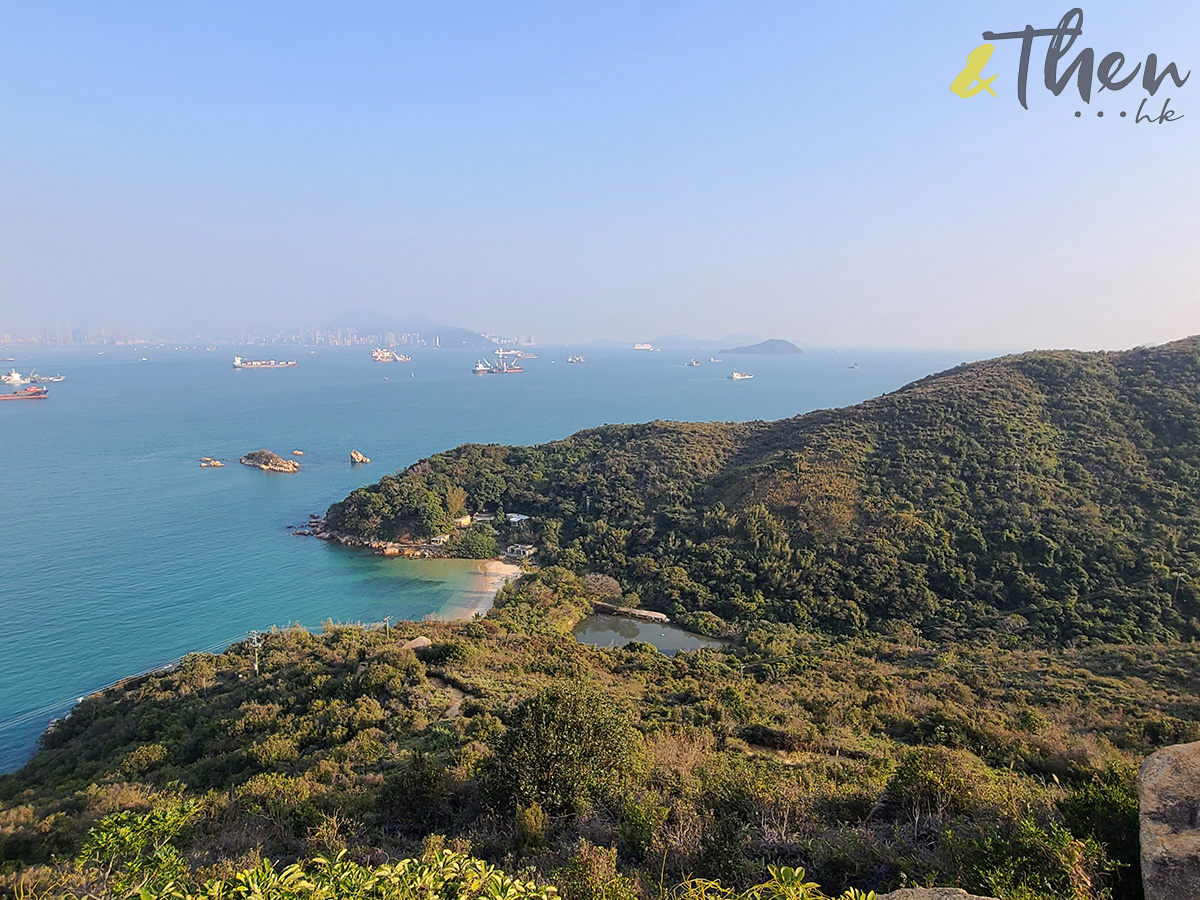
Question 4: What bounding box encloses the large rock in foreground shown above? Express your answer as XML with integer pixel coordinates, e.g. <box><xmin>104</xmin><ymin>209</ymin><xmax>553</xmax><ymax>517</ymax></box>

<box><xmin>1140</xmin><ymin>741</ymin><xmax>1200</xmax><ymax>900</ymax></box>
<box><xmin>878</xmin><ymin>890</ymin><xmax>997</xmax><ymax>900</ymax></box>
<box><xmin>239</xmin><ymin>449</ymin><xmax>300</xmax><ymax>473</ymax></box>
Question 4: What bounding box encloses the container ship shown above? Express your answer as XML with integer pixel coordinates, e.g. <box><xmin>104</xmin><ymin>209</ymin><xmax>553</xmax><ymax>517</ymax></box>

<box><xmin>0</xmin><ymin>386</ymin><xmax>49</xmax><ymax>401</ymax></box>
<box><xmin>233</xmin><ymin>356</ymin><xmax>298</xmax><ymax>369</ymax></box>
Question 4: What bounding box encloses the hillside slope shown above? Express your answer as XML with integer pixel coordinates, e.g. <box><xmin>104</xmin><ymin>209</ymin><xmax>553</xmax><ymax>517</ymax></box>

<box><xmin>326</xmin><ymin>338</ymin><xmax>1200</xmax><ymax>644</ymax></box>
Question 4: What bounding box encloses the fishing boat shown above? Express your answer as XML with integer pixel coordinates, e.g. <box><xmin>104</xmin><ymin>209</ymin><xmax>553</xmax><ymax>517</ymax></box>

<box><xmin>0</xmin><ymin>385</ymin><xmax>48</xmax><ymax>401</ymax></box>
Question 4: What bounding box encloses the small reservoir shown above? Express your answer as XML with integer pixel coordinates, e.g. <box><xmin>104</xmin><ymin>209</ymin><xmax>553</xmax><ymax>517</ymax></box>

<box><xmin>573</xmin><ymin>613</ymin><xmax>726</xmax><ymax>655</ymax></box>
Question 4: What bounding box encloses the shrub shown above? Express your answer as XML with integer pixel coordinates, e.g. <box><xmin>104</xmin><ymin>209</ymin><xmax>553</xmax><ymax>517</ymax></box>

<box><xmin>486</xmin><ymin>683</ymin><xmax>641</xmax><ymax>816</ymax></box>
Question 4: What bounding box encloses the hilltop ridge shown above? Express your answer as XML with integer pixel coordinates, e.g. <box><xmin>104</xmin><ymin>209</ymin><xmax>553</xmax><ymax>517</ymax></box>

<box><xmin>327</xmin><ymin>337</ymin><xmax>1200</xmax><ymax>646</ymax></box>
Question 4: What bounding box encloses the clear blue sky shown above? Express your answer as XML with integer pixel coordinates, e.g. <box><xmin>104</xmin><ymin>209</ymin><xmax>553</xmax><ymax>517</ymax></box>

<box><xmin>0</xmin><ymin>1</ymin><xmax>1196</xmax><ymax>347</ymax></box>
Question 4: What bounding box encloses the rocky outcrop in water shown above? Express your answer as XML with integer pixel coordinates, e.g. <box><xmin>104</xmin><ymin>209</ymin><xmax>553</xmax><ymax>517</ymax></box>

<box><xmin>1140</xmin><ymin>740</ymin><xmax>1200</xmax><ymax>900</ymax></box>
<box><xmin>239</xmin><ymin>449</ymin><xmax>300</xmax><ymax>473</ymax></box>
<box><xmin>350</xmin><ymin>449</ymin><xmax>370</xmax><ymax>464</ymax></box>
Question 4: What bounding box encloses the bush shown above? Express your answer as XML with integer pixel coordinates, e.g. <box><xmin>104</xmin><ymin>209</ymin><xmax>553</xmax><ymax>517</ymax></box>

<box><xmin>486</xmin><ymin>683</ymin><xmax>641</xmax><ymax>816</ymax></box>
<box><xmin>887</xmin><ymin>746</ymin><xmax>989</xmax><ymax>819</ymax></box>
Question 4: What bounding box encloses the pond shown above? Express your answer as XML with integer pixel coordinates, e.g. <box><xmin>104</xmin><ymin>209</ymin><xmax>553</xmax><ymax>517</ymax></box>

<box><xmin>572</xmin><ymin>613</ymin><xmax>727</xmax><ymax>655</ymax></box>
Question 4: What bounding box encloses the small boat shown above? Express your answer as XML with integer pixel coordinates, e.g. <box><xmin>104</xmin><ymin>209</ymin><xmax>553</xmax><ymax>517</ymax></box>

<box><xmin>0</xmin><ymin>385</ymin><xmax>49</xmax><ymax>401</ymax></box>
<box><xmin>634</xmin><ymin>343</ymin><xmax>653</xmax><ymax>350</ymax></box>
<box><xmin>2</xmin><ymin>368</ymin><xmax>29</xmax><ymax>385</ymax></box>
<box><xmin>709</xmin><ymin>357</ymin><xmax>722</xmax><ymax>363</ymax></box>
<box><xmin>567</xmin><ymin>355</ymin><xmax>585</xmax><ymax>364</ymax></box>
<box><xmin>729</xmin><ymin>372</ymin><xmax>754</xmax><ymax>380</ymax></box>
<box><xmin>848</xmin><ymin>363</ymin><xmax>859</xmax><ymax>369</ymax></box>
<box><xmin>686</xmin><ymin>357</ymin><xmax>700</xmax><ymax>367</ymax></box>
<box><xmin>517</xmin><ymin>352</ymin><xmax>538</xmax><ymax>359</ymax></box>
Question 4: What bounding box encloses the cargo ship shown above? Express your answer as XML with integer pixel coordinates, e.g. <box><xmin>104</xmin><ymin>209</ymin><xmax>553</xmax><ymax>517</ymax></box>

<box><xmin>472</xmin><ymin>357</ymin><xmax>524</xmax><ymax>374</ymax></box>
<box><xmin>233</xmin><ymin>356</ymin><xmax>298</xmax><ymax>369</ymax></box>
<box><xmin>0</xmin><ymin>386</ymin><xmax>49</xmax><ymax>401</ymax></box>
<box><xmin>372</xmin><ymin>348</ymin><xmax>411</xmax><ymax>362</ymax></box>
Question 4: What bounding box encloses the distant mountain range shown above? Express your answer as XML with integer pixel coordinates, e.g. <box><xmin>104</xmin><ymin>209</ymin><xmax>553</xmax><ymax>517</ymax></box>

<box><xmin>720</xmin><ymin>338</ymin><xmax>803</xmax><ymax>355</ymax></box>
<box><xmin>326</xmin><ymin>310</ymin><xmax>498</xmax><ymax>350</ymax></box>
<box><xmin>588</xmin><ymin>333</ymin><xmax>766</xmax><ymax>349</ymax></box>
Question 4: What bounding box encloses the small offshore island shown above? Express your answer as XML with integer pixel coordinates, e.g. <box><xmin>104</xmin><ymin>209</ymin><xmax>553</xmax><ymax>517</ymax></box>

<box><xmin>7</xmin><ymin>339</ymin><xmax>1200</xmax><ymax>900</ymax></box>
<box><xmin>239</xmin><ymin>448</ymin><xmax>301</xmax><ymax>473</ymax></box>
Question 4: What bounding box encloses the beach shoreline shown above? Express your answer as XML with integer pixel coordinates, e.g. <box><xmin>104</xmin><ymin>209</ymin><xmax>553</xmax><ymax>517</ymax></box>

<box><xmin>434</xmin><ymin>559</ymin><xmax>522</xmax><ymax>621</ymax></box>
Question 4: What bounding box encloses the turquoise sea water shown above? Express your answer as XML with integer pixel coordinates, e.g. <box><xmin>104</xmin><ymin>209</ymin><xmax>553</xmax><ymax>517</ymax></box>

<box><xmin>0</xmin><ymin>343</ymin><xmax>993</xmax><ymax>771</ymax></box>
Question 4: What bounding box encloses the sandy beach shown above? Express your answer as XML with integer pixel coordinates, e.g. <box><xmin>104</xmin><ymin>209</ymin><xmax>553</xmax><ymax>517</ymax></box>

<box><xmin>434</xmin><ymin>559</ymin><xmax>522</xmax><ymax>621</ymax></box>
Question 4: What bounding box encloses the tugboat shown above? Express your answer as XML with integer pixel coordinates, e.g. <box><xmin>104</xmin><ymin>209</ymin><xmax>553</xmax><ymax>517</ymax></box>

<box><xmin>0</xmin><ymin>385</ymin><xmax>49</xmax><ymax>401</ymax></box>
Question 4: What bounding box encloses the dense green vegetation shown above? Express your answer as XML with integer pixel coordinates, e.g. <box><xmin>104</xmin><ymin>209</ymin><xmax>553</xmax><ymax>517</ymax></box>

<box><xmin>327</xmin><ymin>339</ymin><xmax>1200</xmax><ymax>645</ymax></box>
<box><xmin>7</xmin><ymin>340</ymin><xmax>1200</xmax><ymax>899</ymax></box>
<box><xmin>5</xmin><ymin>574</ymin><xmax>1195</xmax><ymax>898</ymax></box>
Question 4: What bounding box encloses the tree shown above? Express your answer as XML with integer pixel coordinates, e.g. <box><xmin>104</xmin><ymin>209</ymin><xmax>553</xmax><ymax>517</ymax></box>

<box><xmin>446</xmin><ymin>485</ymin><xmax>468</xmax><ymax>519</ymax></box>
<box><xmin>457</xmin><ymin>528</ymin><xmax>497</xmax><ymax>559</ymax></box>
<box><xmin>486</xmin><ymin>683</ymin><xmax>640</xmax><ymax>815</ymax></box>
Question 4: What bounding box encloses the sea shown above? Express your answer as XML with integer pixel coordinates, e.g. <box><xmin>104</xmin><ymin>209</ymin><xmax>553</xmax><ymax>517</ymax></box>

<box><xmin>0</xmin><ymin>343</ymin><xmax>997</xmax><ymax>772</ymax></box>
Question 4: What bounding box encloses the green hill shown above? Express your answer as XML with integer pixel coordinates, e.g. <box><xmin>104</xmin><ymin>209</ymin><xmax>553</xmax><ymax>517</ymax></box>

<box><xmin>327</xmin><ymin>338</ymin><xmax>1200</xmax><ymax>645</ymax></box>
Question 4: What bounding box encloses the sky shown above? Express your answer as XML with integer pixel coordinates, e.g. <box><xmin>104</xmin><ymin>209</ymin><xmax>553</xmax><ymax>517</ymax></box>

<box><xmin>0</xmin><ymin>1</ymin><xmax>1196</xmax><ymax>348</ymax></box>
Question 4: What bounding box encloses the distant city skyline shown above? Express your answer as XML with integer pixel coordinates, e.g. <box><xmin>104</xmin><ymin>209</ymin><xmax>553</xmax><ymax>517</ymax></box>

<box><xmin>1</xmin><ymin>2</ymin><xmax>1197</xmax><ymax>350</ymax></box>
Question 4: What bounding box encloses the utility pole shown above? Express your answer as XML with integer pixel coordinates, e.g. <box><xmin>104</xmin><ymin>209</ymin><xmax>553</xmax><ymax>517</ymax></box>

<box><xmin>250</xmin><ymin>631</ymin><xmax>262</xmax><ymax>676</ymax></box>
<box><xmin>383</xmin><ymin>615</ymin><xmax>391</xmax><ymax>637</ymax></box>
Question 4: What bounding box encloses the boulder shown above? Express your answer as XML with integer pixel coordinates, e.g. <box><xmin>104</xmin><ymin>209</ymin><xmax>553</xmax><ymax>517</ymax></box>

<box><xmin>350</xmin><ymin>449</ymin><xmax>370</xmax><ymax>464</ymax></box>
<box><xmin>878</xmin><ymin>891</ymin><xmax>997</xmax><ymax>900</ymax></box>
<box><xmin>401</xmin><ymin>636</ymin><xmax>432</xmax><ymax>650</ymax></box>
<box><xmin>239</xmin><ymin>449</ymin><xmax>300</xmax><ymax>473</ymax></box>
<box><xmin>1140</xmin><ymin>740</ymin><xmax>1200</xmax><ymax>900</ymax></box>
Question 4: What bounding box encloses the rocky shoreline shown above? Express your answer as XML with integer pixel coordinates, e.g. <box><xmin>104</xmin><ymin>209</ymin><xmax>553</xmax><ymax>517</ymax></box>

<box><xmin>302</xmin><ymin>515</ymin><xmax>451</xmax><ymax>559</ymax></box>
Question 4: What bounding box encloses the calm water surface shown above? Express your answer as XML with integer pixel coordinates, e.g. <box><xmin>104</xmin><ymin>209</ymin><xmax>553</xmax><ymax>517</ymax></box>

<box><xmin>573</xmin><ymin>614</ymin><xmax>725</xmax><ymax>654</ymax></box>
<box><xmin>0</xmin><ymin>343</ymin><xmax>994</xmax><ymax>770</ymax></box>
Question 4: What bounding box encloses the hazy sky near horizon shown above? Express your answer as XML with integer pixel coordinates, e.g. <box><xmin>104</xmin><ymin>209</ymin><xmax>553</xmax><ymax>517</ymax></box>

<box><xmin>1</xmin><ymin>1</ymin><xmax>1197</xmax><ymax>348</ymax></box>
